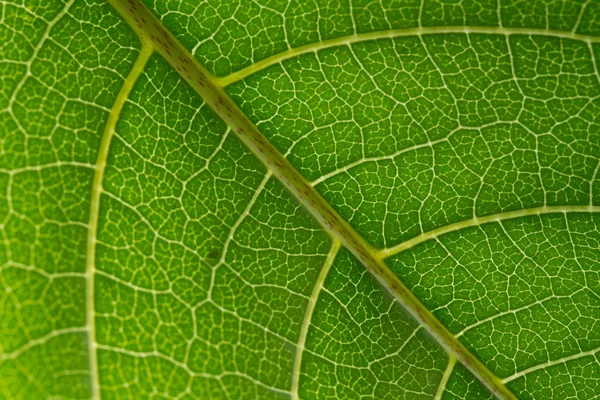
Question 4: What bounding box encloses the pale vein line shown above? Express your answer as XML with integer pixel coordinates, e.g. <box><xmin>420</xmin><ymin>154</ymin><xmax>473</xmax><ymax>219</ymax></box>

<box><xmin>591</xmin><ymin>161</ymin><xmax>600</xmax><ymax>206</ymax></box>
<box><xmin>454</xmin><ymin>289</ymin><xmax>586</xmax><ymax>339</ymax></box>
<box><xmin>206</xmin><ymin>171</ymin><xmax>272</xmax><ymax>300</ymax></box>
<box><xmin>291</xmin><ymin>240</ymin><xmax>340</xmax><ymax>400</ymax></box>
<box><xmin>85</xmin><ymin>43</ymin><xmax>153</xmax><ymax>400</ymax></box>
<box><xmin>1</xmin><ymin>260</ymin><xmax>87</xmax><ymax>280</ymax></box>
<box><xmin>5</xmin><ymin>0</ymin><xmax>76</xmax><ymax>111</ymax></box>
<box><xmin>435</xmin><ymin>356</ymin><xmax>456</xmax><ymax>400</ymax></box>
<box><xmin>0</xmin><ymin>161</ymin><xmax>94</xmax><ymax>175</ymax></box>
<box><xmin>217</xmin><ymin>171</ymin><xmax>273</xmax><ymax>265</ymax></box>
<box><xmin>368</xmin><ymin>325</ymin><xmax>421</xmax><ymax>367</ymax></box>
<box><xmin>573</xmin><ymin>0</ymin><xmax>592</xmax><ymax>34</ymax></box>
<box><xmin>217</xmin><ymin>26</ymin><xmax>600</xmax><ymax>87</ymax></box>
<box><xmin>0</xmin><ymin>327</ymin><xmax>87</xmax><ymax>361</ymax></box>
<box><xmin>311</xmin><ymin>137</ymin><xmax>448</xmax><ymax>186</ymax></box>
<box><xmin>502</xmin><ymin>344</ymin><xmax>600</xmax><ymax>383</ymax></box>
<box><xmin>378</xmin><ymin>206</ymin><xmax>600</xmax><ymax>259</ymax></box>
<box><xmin>95</xmin><ymin>344</ymin><xmax>290</xmax><ymax>395</ymax></box>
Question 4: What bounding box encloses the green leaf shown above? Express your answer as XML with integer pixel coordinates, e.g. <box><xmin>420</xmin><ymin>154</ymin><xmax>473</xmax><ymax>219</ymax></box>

<box><xmin>2</xmin><ymin>0</ymin><xmax>600</xmax><ymax>399</ymax></box>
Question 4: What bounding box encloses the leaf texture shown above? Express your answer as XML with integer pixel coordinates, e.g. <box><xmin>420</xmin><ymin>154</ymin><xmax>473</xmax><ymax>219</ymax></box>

<box><xmin>1</xmin><ymin>0</ymin><xmax>600</xmax><ymax>399</ymax></box>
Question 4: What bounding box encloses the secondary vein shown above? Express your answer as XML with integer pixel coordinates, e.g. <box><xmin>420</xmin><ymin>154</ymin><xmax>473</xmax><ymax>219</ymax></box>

<box><xmin>217</xmin><ymin>26</ymin><xmax>600</xmax><ymax>87</ymax></box>
<box><xmin>379</xmin><ymin>205</ymin><xmax>600</xmax><ymax>259</ymax></box>
<box><xmin>291</xmin><ymin>240</ymin><xmax>340</xmax><ymax>400</ymax></box>
<box><xmin>502</xmin><ymin>344</ymin><xmax>600</xmax><ymax>383</ymax></box>
<box><xmin>85</xmin><ymin>41</ymin><xmax>153</xmax><ymax>400</ymax></box>
<box><xmin>435</xmin><ymin>356</ymin><xmax>456</xmax><ymax>400</ymax></box>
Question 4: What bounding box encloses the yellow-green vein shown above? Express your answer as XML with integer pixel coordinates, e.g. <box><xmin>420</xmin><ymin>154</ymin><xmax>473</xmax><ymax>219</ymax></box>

<box><xmin>435</xmin><ymin>356</ymin><xmax>456</xmax><ymax>400</ymax></box>
<box><xmin>216</xmin><ymin>26</ymin><xmax>600</xmax><ymax>87</ymax></box>
<box><xmin>85</xmin><ymin>42</ymin><xmax>153</xmax><ymax>400</ymax></box>
<box><xmin>378</xmin><ymin>205</ymin><xmax>600</xmax><ymax>259</ymax></box>
<box><xmin>291</xmin><ymin>240</ymin><xmax>340</xmax><ymax>400</ymax></box>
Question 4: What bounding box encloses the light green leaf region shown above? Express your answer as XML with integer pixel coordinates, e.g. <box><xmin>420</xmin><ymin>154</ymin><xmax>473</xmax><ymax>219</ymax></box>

<box><xmin>1</xmin><ymin>0</ymin><xmax>600</xmax><ymax>399</ymax></box>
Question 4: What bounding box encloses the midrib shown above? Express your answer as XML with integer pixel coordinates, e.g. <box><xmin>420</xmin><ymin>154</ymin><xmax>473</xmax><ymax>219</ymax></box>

<box><xmin>217</xmin><ymin>26</ymin><xmax>600</xmax><ymax>87</ymax></box>
<box><xmin>107</xmin><ymin>1</ymin><xmax>517</xmax><ymax>399</ymax></box>
<box><xmin>85</xmin><ymin>42</ymin><xmax>153</xmax><ymax>399</ymax></box>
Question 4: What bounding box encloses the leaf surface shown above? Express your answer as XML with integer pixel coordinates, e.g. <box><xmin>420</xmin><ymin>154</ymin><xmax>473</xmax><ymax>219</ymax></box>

<box><xmin>1</xmin><ymin>0</ymin><xmax>600</xmax><ymax>399</ymax></box>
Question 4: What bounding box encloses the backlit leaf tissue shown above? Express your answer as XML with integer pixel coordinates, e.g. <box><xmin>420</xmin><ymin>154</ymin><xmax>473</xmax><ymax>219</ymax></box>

<box><xmin>1</xmin><ymin>0</ymin><xmax>600</xmax><ymax>399</ymax></box>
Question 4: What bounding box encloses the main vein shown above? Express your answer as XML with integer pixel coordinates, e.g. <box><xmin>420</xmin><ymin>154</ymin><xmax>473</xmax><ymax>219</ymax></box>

<box><xmin>85</xmin><ymin>42</ymin><xmax>153</xmax><ymax>400</ymax></box>
<box><xmin>107</xmin><ymin>1</ymin><xmax>516</xmax><ymax>398</ymax></box>
<box><xmin>217</xmin><ymin>26</ymin><xmax>600</xmax><ymax>87</ymax></box>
